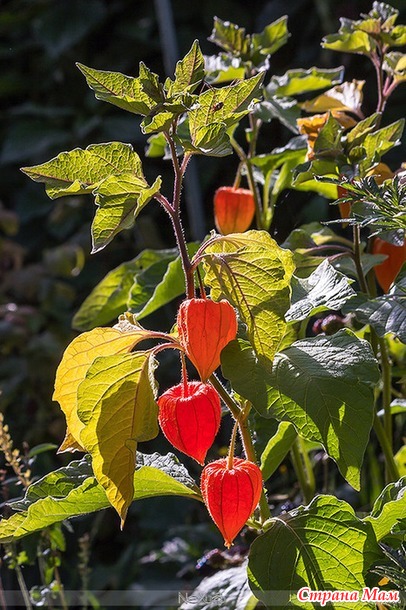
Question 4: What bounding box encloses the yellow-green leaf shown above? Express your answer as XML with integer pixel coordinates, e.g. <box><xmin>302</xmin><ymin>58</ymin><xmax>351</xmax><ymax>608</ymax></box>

<box><xmin>77</xmin><ymin>351</ymin><xmax>159</xmax><ymax>526</ymax></box>
<box><xmin>21</xmin><ymin>142</ymin><xmax>144</xmax><ymax>199</ymax></box>
<box><xmin>301</xmin><ymin>80</ymin><xmax>365</xmax><ymax>115</ymax></box>
<box><xmin>202</xmin><ymin>230</ymin><xmax>295</xmax><ymax>366</ymax></box>
<box><xmin>91</xmin><ymin>174</ymin><xmax>162</xmax><ymax>252</ymax></box>
<box><xmin>76</xmin><ymin>63</ymin><xmax>157</xmax><ymax>115</ymax></box>
<box><xmin>53</xmin><ymin>326</ymin><xmax>153</xmax><ymax>448</ymax></box>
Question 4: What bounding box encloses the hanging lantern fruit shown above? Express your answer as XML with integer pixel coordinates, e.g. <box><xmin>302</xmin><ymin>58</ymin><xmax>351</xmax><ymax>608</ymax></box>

<box><xmin>177</xmin><ymin>298</ymin><xmax>237</xmax><ymax>381</ymax></box>
<box><xmin>372</xmin><ymin>237</ymin><xmax>406</xmax><ymax>292</ymax></box>
<box><xmin>214</xmin><ymin>187</ymin><xmax>255</xmax><ymax>235</ymax></box>
<box><xmin>158</xmin><ymin>381</ymin><xmax>221</xmax><ymax>464</ymax></box>
<box><xmin>200</xmin><ymin>458</ymin><xmax>263</xmax><ymax>547</ymax></box>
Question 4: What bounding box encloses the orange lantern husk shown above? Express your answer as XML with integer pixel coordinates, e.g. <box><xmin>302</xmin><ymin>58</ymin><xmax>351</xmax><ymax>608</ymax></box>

<box><xmin>372</xmin><ymin>237</ymin><xmax>406</xmax><ymax>293</ymax></box>
<box><xmin>214</xmin><ymin>187</ymin><xmax>255</xmax><ymax>235</ymax></box>
<box><xmin>200</xmin><ymin>457</ymin><xmax>263</xmax><ymax>547</ymax></box>
<box><xmin>177</xmin><ymin>298</ymin><xmax>238</xmax><ymax>381</ymax></box>
<box><xmin>158</xmin><ymin>381</ymin><xmax>221</xmax><ymax>464</ymax></box>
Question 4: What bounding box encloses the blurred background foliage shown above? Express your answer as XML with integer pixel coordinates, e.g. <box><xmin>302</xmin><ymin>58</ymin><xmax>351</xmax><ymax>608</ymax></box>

<box><xmin>0</xmin><ymin>0</ymin><xmax>405</xmax><ymax>601</ymax></box>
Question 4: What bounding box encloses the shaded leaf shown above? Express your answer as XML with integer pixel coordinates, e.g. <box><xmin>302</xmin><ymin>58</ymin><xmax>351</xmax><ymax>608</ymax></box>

<box><xmin>248</xmin><ymin>495</ymin><xmax>381</xmax><ymax>609</ymax></box>
<box><xmin>78</xmin><ymin>351</ymin><xmax>160</xmax><ymax>525</ymax></box>
<box><xmin>267</xmin><ymin>330</ymin><xmax>379</xmax><ymax>489</ymax></box>
<box><xmin>0</xmin><ymin>453</ymin><xmax>200</xmax><ymax>543</ymax></box>
<box><xmin>286</xmin><ymin>259</ymin><xmax>356</xmax><ymax>322</ymax></box>
<box><xmin>180</xmin><ymin>565</ymin><xmax>252</xmax><ymax>610</ymax></box>
<box><xmin>221</xmin><ymin>339</ymin><xmax>275</xmax><ymax>416</ymax></box>
<box><xmin>202</xmin><ymin>231</ymin><xmax>295</xmax><ymax>366</ymax></box>
<box><xmin>73</xmin><ymin>246</ymin><xmax>197</xmax><ymax>331</ymax></box>
<box><xmin>343</xmin><ymin>274</ymin><xmax>406</xmax><ymax>343</ymax></box>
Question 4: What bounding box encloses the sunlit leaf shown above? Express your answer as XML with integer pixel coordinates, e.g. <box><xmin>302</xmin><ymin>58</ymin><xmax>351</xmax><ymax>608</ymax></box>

<box><xmin>76</xmin><ymin>63</ymin><xmax>159</xmax><ymax>115</ymax></box>
<box><xmin>248</xmin><ymin>495</ymin><xmax>381</xmax><ymax>608</ymax></box>
<box><xmin>208</xmin><ymin>17</ymin><xmax>249</xmax><ymax>55</ymax></box>
<box><xmin>202</xmin><ymin>230</ymin><xmax>295</xmax><ymax>366</ymax></box>
<box><xmin>267</xmin><ymin>66</ymin><xmax>344</xmax><ymax>96</ymax></box>
<box><xmin>78</xmin><ymin>351</ymin><xmax>159</xmax><ymax>525</ymax></box>
<box><xmin>365</xmin><ymin>477</ymin><xmax>406</xmax><ymax>541</ymax></box>
<box><xmin>21</xmin><ymin>142</ymin><xmax>144</xmax><ymax>199</ymax></box>
<box><xmin>301</xmin><ymin>80</ymin><xmax>365</xmax><ymax>116</ymax></box>
<box><xmin>91</xmin><ymin>174</ymin><xmax>161</xmax><ymax>252</ymax></box>
<box><xmin>53</xmin><ymin>326</ymin><xmax>155</xmax><ymax>447</ymax></box>
<box><xmin>260</xmin><ymin>422</ymin><xmax>297</xmax><ymax>482</ymax></box>
<box><xmin>251</xmin><ymin>16</ymin><xmax>289</xmax><ymax>57</ymax></box>
<box><xmin>166</xmin><ymin>40</ymin><xmax>205</xmax><ymax>96</ymax></box>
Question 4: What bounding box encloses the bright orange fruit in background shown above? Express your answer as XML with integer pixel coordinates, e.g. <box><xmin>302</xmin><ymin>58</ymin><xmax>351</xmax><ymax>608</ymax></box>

<box><xmin>214</xmin><ymin>186</ymin><xmax>255</xmax><ymax>235</ymax></box>
<box><xmin>177</xmin><ymin>298</ymin><xmax>238</xmax><ymax>381</ymax></box>
<box><xmin>372</xmin><ymin>237</ymin><xmax>406</xmax><ymax>292</ymax></box>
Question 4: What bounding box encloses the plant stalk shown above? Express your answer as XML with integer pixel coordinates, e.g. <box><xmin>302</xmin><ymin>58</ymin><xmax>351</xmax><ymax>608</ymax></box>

<box><xmin>290</xmin><ymin>438</ymin><xmax>315</xmax><ymax>505</ymax></box>
<box><xmin>373</xmin><ymin>413</ymin><xmax>399</xmax><ymax>482</ymax></box>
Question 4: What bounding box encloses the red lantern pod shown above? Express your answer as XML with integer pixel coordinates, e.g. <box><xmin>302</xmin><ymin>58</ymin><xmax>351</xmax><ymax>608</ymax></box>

<box><xmin>214</xmin><ymin>187</ymin><xmax>255</xmax><ymax>235</ymax></box>
<box><xmin>177</xmin><ymin>298</ymin><xmax>238</xmax><ymax>381</ymax></box>
<box><xmin>200</xmin><ymin>458</ymin><xmax>263</xmax><ymax>548</ymax></box>
<box><xmin>158</xmin><ymin>381</ymin><xmax>221</xmax><ymax>464</ymax></box>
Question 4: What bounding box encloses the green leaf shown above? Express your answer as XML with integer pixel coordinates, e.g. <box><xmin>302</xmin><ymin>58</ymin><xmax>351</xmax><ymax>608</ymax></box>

<box><xmin>313</xmin><ymin>114</ymin><xmax>344</xmax><ymax>158</ymax></box>
<box><xmin>208</xmin><ymin>17</ymin><xmax>249</xmax><ymax>55</ymax></box>
<box><xmin>267</xmin><ymin>66</ymin><xmax>344</xmax><ymax>97</ymax></box>
<box><xmin>0</xmin><ymin>453</ymin><xmax>200</xmax><ymax>543</ymax></box>
<box><xmin>383</xmin><ymin>52</ymin><xmax>406</xmax><ymax>83</ymax></box>
<box><xmin>251</xmin><ymin>16</ymin><xmax>289</xmax><ymax>57</ymax></box>
<box><xmin>72</xmin><ymin>249</ymin><xmax>177</xmax><ymax>331</ymax></box>
<box><xmin>166</xmin><ymin>40</ymin><xmax>205</xmax><ymax>96</ymax></box>
<box><xmin>133</xmin><ymin>242</ymin><xmax>200</xmax><ymax>320</ymax></box>
<box><xmin>359</xmin><ymin>119</ymin><xmax>404</xmax><ymax>173</ymax></box>
<box><xmin>286</xmin><ymin>259</ymin><xmax>356</xmax><ymax>322</ymax></box>
<box><xmin>21</xmin><ymin>142</ymin><xmax>144</xmax><ymax>199</ymax></box>
<box><xmin>254</xmin><ymin>97</ymin><xmax>300</xmax><ymax>133</ymax></box>
<box><xmin>365</xmin><ymin>477</ymin><xmax>406</xmax><ymax>541</ymax></box>
<box><xmin>189</xmin><ymin>73</ymin><xmax>264</xmax><ymax>133</ymax></box>
<box><xmin>180</xmin><ymin>566</ymin><xmax>252</xmax><ymax>610</ymax></box>
<box><xmin>301</xmin><ymin>80</ymin><xmax>364</xmax><ymax>116</ymax></box>
<box><xmin>221</xmin><ymin>339</ymin><xmax>275</xmax><ymax>416</ymax></box>
<box><xmin>346</xmin><ymin>113</ymin><xmax>381</xmax><ymax>149</ymax></box>
<box><xmin>322</xmin><ymin>29</ymin><xmax>373</xmax><ymax>55</ymax></box>
<box><xmin>267</xmin><ymin>330</ymin><xmax>380</xmax><ymax>489</ymax></box>
<box><xmin>76</xmin><ymin>62</ymin><xmax>159</xmax><ymax>115</ymax></box>
<box><xmin>248</xmin><ymin>495</ymin><xmax>381</xmax><ymax>609</ymax></box>
<box><xmin>260</xmin><ymin>422</ymin><xmax>297</xmax><ymax>482</ymax></box>
<box><xmin>204</xmin><ymin>54</ymin><xmax>246</xmax><ymax>84</ymax></box>
<box><xmin>181</xmin><ymin>123</ymin><xmax>232</xmax><ymax>157</ymax></box>
<box><xmin>203</xmin><ymin>231</ymin><xmax>295</xmax><ymax>366</ymax></box>
<box><xmin>91</xmin><ymin>174</ymin><xmax>162</xmax><ymax>252</ymax></box>
<box><xmin>343</xmin><ymin>275</ymin><xmax>406</xmax><ymax>343</ymax></box>
<box><xmin>77</xmin><ymin>351</ymin><xmax>160</xmax><ymax>525</ymax></box>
